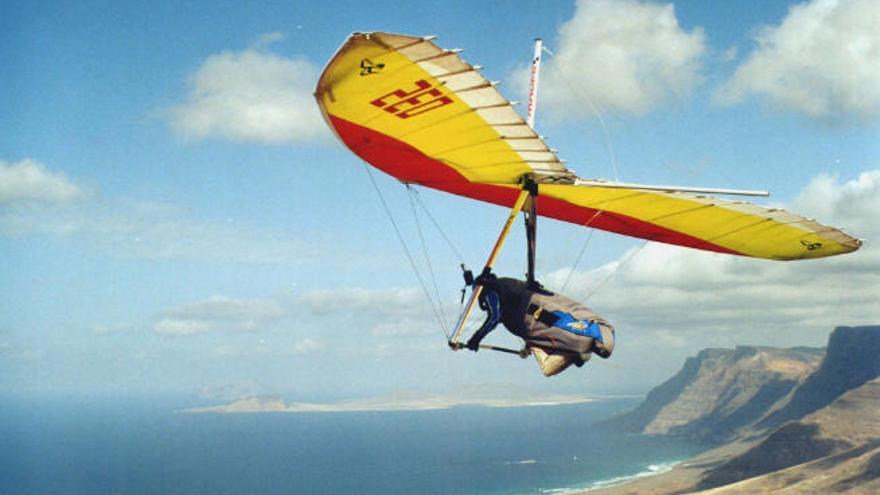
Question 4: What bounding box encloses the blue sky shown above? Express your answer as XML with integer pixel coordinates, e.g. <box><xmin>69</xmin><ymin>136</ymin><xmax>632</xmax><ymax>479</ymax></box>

<box><xmin>2</xmin><ymin>0</ymin><xmax>879</xmax><ymax>402</ymax></box>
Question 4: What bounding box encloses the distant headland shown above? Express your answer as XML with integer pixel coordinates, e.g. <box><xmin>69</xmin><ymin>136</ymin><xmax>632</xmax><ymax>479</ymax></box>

<box><xmin>182</xmin><ymin>386</ymin><xmax>607</xmax><ymax>414</ymax></box>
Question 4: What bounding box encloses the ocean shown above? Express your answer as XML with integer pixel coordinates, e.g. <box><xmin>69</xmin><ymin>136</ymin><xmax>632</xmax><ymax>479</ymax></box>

<box><xmin>1</xmin><ymin>396</ymin><xmax>702</xmax><ymax>495</ymax></box>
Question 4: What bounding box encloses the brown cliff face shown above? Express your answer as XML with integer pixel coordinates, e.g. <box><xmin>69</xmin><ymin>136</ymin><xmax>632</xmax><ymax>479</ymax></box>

<box><xmin>588</xmin><ymin>326</ymin><xmax>880</xmax><ymax>495</ymax></box>
<box><xmin>757</xmin><ymin>326</ymin><xmax>880</xmax><ymax>431</ymax></box>
<box><xmin>604</xmin><ymin>346</ymin><xmax>822</xmax><ymax>444</ymax></box>
<box><xmin>695</xmin><ymin>326</ymin><xmax>880</xmax><ymax>490</ymax></box>
<box><xmin>697</xmin><ymin>378</ymin><xmax>880</xmax><ymax>491</ymax></box>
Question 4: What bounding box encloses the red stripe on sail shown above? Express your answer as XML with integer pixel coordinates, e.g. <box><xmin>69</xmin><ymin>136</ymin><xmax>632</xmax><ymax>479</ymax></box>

<box><xmin>329</xmin><ymin>115</ymin><xmax>741</xmax><ymax>256</ymax></box>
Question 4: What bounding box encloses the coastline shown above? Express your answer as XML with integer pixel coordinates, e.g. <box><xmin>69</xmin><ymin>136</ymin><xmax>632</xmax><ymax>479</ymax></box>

<box><xmin>581</xmin><ymin>460</ymin><xmax>684</xmax><ymax>492</ymax></box>
<box><xmin>572</xmin><ymin>439</ymin><xmax>760</xmax><ymax>495</ymax></box>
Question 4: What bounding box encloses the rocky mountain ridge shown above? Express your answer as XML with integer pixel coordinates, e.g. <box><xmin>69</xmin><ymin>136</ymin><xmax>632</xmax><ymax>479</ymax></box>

<box><xmin>604</xmin><ymin>345</ymin><xmax>823</xmax><ymax>444</ymax></box>
<box><xmin>698</xmin><ymin>377</ymin><xmax>880</xmax><ymax>491</ymax></box>
<box><xmin>592</xmin><ymin>325</ymin><xmax>880</xmax><ymax>494</ymax></box>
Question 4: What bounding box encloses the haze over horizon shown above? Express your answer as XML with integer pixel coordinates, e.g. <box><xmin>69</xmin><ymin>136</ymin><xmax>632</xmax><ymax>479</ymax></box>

<box><xmin>3</xmin><ymin>0</ymin><xmax>879</xmax><ymax>402</ymax></box>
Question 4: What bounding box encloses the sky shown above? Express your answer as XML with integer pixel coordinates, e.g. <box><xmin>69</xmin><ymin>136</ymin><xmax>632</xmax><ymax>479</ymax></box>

<box><xmin>2</xmin><ymin>0</ymin><xmax>879</xmax><ymax>402</ymax></box>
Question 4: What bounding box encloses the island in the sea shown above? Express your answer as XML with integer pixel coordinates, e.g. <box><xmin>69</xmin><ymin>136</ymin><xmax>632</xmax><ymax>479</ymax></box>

<box><xmin>183</xmin><ymin>385</ymin><xmax>604</xmax><ymax>413</ymax></box>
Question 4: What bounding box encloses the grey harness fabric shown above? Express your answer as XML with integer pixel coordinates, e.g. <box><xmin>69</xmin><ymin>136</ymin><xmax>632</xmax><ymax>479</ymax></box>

<box><xmin>491</xmin><ymin>278</ymin><xmax>614</xmax><ymax>356</ymax></box>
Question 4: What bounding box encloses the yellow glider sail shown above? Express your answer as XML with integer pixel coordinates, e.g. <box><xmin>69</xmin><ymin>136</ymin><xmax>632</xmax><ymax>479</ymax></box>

<box><xmin>315</xmin><ymin>32</ymin><xmax>861</xmax><ymax>261</ymax></box>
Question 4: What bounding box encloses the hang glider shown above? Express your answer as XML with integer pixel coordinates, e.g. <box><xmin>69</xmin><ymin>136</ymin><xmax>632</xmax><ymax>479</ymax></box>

<box><xmin>314</xmin><ymin>32</ymin><xmax>861</xmax><ymax>261</ymax></box>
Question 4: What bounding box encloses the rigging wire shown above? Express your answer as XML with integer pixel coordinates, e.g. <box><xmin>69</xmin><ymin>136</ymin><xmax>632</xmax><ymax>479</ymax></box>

<box><xmin>361</xmin><ymin>164</ymin><xmax>450</xmax><ymax>339</ymax></box>
<box><xmin>542</xmin><ymin>43</ymin><xmax>630</xmax><ymax>294</ymax></box>
<box><xmin>405</xmin><ymin>187</ymin><xmax>475</xmax><ymax>339</ymax></box>
<box><xmin>406</xmin><ymin>185</ymin><xmax>451</xmax><ymax>333</ymax></box>
<box><xmin>561</xmin><ymin>209</ymin><xmax>604</xmax><ymax>293</ymax></box>
<box><xmin>540</xmin><ymin>45</ymin><xmax>621</xmax><ymax>183</ymax></box>
<box><xmin>408</xmin><ymin>187</ymin><xmax>466</xmax><ymax>265</ymax></box>
<box><xmin>584</xmin><ymin>240</ymin><xmax>649</xmax><ymax>302</ymax></box>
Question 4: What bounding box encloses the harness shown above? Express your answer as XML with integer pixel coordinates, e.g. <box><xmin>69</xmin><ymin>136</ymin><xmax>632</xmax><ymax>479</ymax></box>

<box><xmin>527</xmin><ymin>303</ymin><xmax>603</xmax><ymax>342</ymax></box>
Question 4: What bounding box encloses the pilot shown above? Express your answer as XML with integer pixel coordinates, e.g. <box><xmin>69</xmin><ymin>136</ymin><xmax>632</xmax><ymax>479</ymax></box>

<box><xmin>464</xmin><ymin>271</ymin><xmax>615</xmax><ymax>377</ymax></box>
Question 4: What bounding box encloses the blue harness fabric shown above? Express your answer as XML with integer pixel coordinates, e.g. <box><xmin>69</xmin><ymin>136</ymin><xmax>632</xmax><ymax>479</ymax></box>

<box><xmin>549</xmin><ymin>311</ymin><xmax>603</xmax><ymax>341</ymax></box>
<box><xmin>481</xmin><ymin>290</ymin><xmax>501</xmax><ymax>330</ymax></box>
<box><xmin>470</xmin><ymin>289</ymin><xmax>502</xmax><ymax>345</ymax></box>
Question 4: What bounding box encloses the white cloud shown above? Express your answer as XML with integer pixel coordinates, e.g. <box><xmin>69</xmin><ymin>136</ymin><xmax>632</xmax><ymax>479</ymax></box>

<box><xmin>521</xmin><ymin>0</ymin><xmax>706</xmax><ymax>118</ymax></box>
<box><xmin>292</xmin><ymin>337</ymin><xmax>323</xmax><ymax>354</ymax></box>
<box><xmin>370</xmin><ymin>319</ymin><xmax>435</xmax><ymax>337</ymax></box>
<box><xmin>151</xmin><ymin>287</ymin><xmax>439</xmax><ymax>341</ymax></box>
<box><xmin>164</xmin><ymin>295</ymin><xmax>285</xmax><ymax>322</ymax></box>
<box><xmin>0</xmin><ymin>159</ymin><xmax>86</xmax><ymax>205</ymax></box>
<box><xmin>790</xmin><ymin>170</ymin><xmax>880</xmax><ymax>225</ymax></box>
<box><xmin>721</xmin><ymin>46</ymin><xmax>739</xmax><ymax>63</ymax></box>
<box><xmin>168</xmin><ymin>39</ymin><xmax>328</xmax><ymax>144</ymax></box>
<box><xmin>1</xmin><ymin>192</ymin><xmax>321</xmax><ymax>264</ymax></box>
<box><xmin>296</xmin><ymin>287</ymin><xmax>427</xmax><ymax>319</ymax></box>
<box><xmin>155</xmin><ymin>318</ymin><xmax>212</xmax><ymax>336</ymax></box>
<box><xmin>545</xmin><ymin>170</ymin><xmax>879</xmax><ymax>350</ymax></box>
<box><xmin>294</xmin><ymin>287</ymin><xmax>450</xmax><ymax>339</ymax></box>
<box><xmin>252</xmin><ymin>32</ymin><xmax>286</xmax><ymax>49</ymax></box>
<box><xmin>155</xmin><ymin>295</ymin><xmax>285</xmax><ymax>335</ymax></box>
<box><xmin>714</xmin><ymin>0</ymin><xmax>880</xmax><ymax>123</ymax></box>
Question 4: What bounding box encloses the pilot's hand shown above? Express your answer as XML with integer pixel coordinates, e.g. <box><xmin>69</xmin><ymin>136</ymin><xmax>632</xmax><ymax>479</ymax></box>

<box><xmin>466</xmin><ymin>337</ymin><xmax>481</xmax><ymax>352</ymax></box>
<box><xmin>474</xmin><ymin>271</ymin><xmax>497</xmax><ymax>287</ymax></box>
<box><xmin>448</xmin><ymin>341</ymin><xmax>465</xmax><ymax>351</ymax></box>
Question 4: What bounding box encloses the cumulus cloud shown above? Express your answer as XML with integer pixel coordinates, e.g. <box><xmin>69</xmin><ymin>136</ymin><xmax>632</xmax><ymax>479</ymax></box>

<box><xmin>292</xmin><ymin>337</ymin><xmax>323</xmax><ymax>354</ymax></box>
<box><xmin>155</xmin><ymin>287</ymin><xmax>447</xmax><ymax>342</ymax></box>
<box><xmin>1</xmin><ymin>190</ymin><xmax>320</xmax><ymax>264</ymax></box>
<box><xmin>155</xmin><ymin>296</ymin><xmax>286</xmax><ymax>335</ymax></box>
<box><xmin>370</xmin><ymin>319</ymin><xmax>436</xmax><ymax>337</ymax></box>
<box><xmin>294</xmin><ymin>287</ymin><xmax>448</xmax><ymax>339</ymax></box>
<box><xmin>296</xmin><ymin>287</ymin><xmax>427</xmax><ymax>319</ymax></box>
<box><xmin>168</xmin><ymin>36</ymin><xmax>328</xmax><ymax>144</ymax></box>
<box><xmin>714</xmin><ymin>0</ymin><xmax>880</xmax><ymax>123</ymax></box>
<box><xmin>0</xmin><ymin>159</ymin><xmax>86</xmax><ymax>205</ymax></box>
<box><xmin>790</xmin><ymin>170</ymin><xmax>880</xmax><ymax>223</ymax></box>
<box><xmin>545</xmin><ymin>170</ymin><xmax>878</xmax><ymax>350</ymax></box>
<box><xmin>252</xmin><ymin>32</ymin><xmax>286</xmax><ymax>49</ymax></box>
<box><xmin>155</xmin><ymin>318</ymin><xmax>212</xmax><ymax>336</ymax></box>
<box><xmin>519</xmin><ymin>0</ymin><xmax>706</xmax><ymax>118</ymax></box>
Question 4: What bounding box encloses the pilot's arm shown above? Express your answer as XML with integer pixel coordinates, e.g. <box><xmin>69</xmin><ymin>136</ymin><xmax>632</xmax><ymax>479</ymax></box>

<box><xmin>466</xmin><ymin>288</ymin><xmax>501</xmax><ymax>351</ymax></box>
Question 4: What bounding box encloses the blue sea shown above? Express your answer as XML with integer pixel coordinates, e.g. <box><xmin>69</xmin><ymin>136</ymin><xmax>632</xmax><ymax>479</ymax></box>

<box><xmin>1</xmin><ymin>396</ymin><xmax>702</xmax><ymax>495</ymax></box>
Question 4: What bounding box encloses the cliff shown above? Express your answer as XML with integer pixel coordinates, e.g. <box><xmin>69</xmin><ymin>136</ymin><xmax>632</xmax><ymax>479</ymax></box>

<box><xmin>757</xmin><ymin>326</ymin><xmax>880</xmax><ymax>430</ymax></box>
<box><xmin>604</xmin><ymin>345</ymin><xmax>823</xmax><ymax>444</ymax></box>
<box><xmin>591</xmin><ymin>325</ymin><xmax>880</xmax><ymax>495</ymax></box>
<box><xmin>698</xmin><ymin>377</ymin><xmax>880</xmax><ymax>491</ymax></box>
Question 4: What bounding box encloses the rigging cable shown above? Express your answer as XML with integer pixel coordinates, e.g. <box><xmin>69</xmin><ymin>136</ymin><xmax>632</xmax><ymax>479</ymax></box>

<box><xmin>406</xmin><ymin>186</ymin><xmax>474</xmax><ymax>334</ymax></box>
<box><xmin>584</xmin><ymin>240</ymin><xmax>649</xmax><ymax>302</ymax></box>
<box><xmin>541</xmin><ymin>45</ymin><xmax>620</xmax><ymax>182</ymax></box>
<box><xmin>361</xmin><ymin>164</ymin><xmax>450</xmax><ymax>339</ymax></box>
<box><xmin>561</xmin><ymin>209</ymin><xmax>604</xmax><ymax>293</ymax></box>
<box><xmin>406</xmin><ymin>185</ymin><xmax>451</xmax><ymax>334</ymax></box>
<box><xmin>408</xmin><ymin>187</ymin><xmax>466</xmax><ymax>265</ymax></box>
<box><xmin>543</xmin><ymin>43</ymin><xmax>628</xmax><ymax>294</ymax></box>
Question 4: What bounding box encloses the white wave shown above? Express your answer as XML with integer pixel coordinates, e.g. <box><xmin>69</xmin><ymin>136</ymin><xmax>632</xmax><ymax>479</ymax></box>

<box><xmin>586</xmin><ymin>461</ymin><xmax>681</xmax><ymax>490</ymax></box>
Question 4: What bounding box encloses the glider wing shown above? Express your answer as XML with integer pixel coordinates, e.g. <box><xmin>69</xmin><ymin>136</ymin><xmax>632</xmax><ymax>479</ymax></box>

<box><xmin>315</xmin><ymin>32</ymin><xmax>861</xmax><ymax>260</ymax></box>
